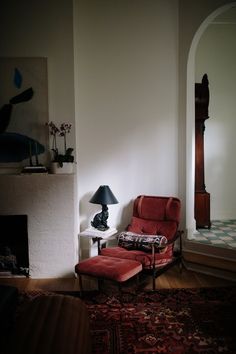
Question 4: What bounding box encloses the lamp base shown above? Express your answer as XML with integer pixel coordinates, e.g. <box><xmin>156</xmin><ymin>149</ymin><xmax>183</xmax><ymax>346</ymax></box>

<box><xmin>91</xmin><ymin>204</ymin><xmax>109</xmax><ymax>231</ymax></box>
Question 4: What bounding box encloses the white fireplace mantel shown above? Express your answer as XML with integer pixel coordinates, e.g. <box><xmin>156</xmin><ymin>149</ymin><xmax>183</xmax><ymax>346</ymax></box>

<box><xmin>0</xmin><ymin>174</ymin><xmax>76</xmax><ymax>278</ymax></box>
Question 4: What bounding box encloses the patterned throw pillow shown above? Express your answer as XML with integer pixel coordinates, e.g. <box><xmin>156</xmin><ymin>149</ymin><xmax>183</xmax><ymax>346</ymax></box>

<box><xmin>117</xmin><ymin>231</ymin><xmax>167</xmax><ymax>252</ymax></box>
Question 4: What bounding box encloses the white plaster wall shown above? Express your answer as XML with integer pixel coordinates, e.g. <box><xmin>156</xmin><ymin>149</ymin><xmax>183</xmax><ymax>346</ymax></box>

<box><xmin>74</xmin><ymin>0</ymin><xmax>180</xmax><ymax>231</ymax></box>
<box><xmin>0</xmin><ymin>0</ymin><xmax>78</xmax><ymax>278</ymax></box>
<box><xmin>0</xmin><ymin>175</ymin><xmax>75</xmax><ymax>278</ymax></box>
<box><xmin>0</xmin><ymin>0</ymin><xmax>76</xmax><ymax>154</ymax></box>
<box><xmin>1</xmin><ymin>0</ymin><xmax>235</xmax><ymax>276</ymax></box>
<box><xmin>195</xmin><ymin>19</ymin><xmax>236</xmax><ymax>219</ymax></box>
<box><xmin>179</xmin><ymin>0</ymin><xmax>235</xmax><ymax>236</ymax></box>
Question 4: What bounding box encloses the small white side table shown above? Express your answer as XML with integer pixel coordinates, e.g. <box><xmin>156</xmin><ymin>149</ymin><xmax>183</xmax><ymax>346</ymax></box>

<box><xmin>79</xmin><ymin>227</ymin><xmax>118</xmax><ymax>260</ymax></box>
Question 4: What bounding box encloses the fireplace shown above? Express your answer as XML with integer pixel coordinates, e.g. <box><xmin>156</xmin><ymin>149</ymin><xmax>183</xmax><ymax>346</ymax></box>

<box><xmin>0</xmin><ymin>174</ymin><xmax>76</xmax><ymax>278</ymax></box>
<box><xmin>0</xmin><ymin>215</ymin><xmax>29</xmax><ymax>276</ymax></box>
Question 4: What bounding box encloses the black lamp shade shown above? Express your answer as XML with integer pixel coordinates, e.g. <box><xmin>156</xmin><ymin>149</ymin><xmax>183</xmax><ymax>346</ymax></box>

<box><xmin>89</xmin><ymin>185</ymin><xmax>118</xmax><ymax>205</ymax></box>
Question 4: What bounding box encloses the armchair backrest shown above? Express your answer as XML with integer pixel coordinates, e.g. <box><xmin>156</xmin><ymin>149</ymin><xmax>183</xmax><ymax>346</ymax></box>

<box><xmin>132</xmin><ymin>195</ymin><xmax>181</xmax><ymax>223</ymax></box>
<box><xmin>127</xmin><ymin>195</ymin><xmax>181</xmax><ymax>240</ymax></box>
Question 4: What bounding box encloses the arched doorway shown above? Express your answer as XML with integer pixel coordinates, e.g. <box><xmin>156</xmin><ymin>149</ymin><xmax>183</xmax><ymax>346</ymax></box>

<box><xmin>186</xmin><ymin>2</ymin><xmax>236</xmax><ymax>240</ymax></box>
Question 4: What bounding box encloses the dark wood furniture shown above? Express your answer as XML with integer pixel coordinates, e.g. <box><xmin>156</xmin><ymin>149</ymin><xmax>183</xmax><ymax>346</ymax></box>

<box><xmin>195</xmin><ymin>74</ymin><xmax>211</xmax><ymax>229</ymax></box>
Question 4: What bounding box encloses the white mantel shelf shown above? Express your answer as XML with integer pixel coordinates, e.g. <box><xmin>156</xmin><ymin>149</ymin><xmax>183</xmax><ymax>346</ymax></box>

<box><xmin>0</xmin><ymin>174</ymin><xmax>76</xmax><ymax>278</ymax></box>
<box><xmin>0</xmin><ymin>173</ymin><xmax>75</xmax><ymax>177</ymax></box>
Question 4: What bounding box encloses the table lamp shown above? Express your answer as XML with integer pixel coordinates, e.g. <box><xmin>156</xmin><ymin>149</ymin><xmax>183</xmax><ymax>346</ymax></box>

<box><xmin>89</xmin><ymin>185</ymin><xmax>118</xmax><ymax>231</ymax></box>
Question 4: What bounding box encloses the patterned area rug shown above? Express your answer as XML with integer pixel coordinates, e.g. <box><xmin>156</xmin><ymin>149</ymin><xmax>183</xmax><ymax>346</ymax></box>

<box><xmin>82</xmin><ymin>287</ymin><xmax>236</xmax><ymax>354</ymax></box>
<box><xmin>17</xmin><ymin>287</ymin><xmax>236</xmax><ymax>354</ymax></box>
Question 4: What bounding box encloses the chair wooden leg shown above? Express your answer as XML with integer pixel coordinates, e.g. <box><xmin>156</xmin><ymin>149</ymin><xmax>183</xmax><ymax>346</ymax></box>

<box><xmin>98</xmin><ymin>278</ymin><xmax>103</xmax><ymax>291</ymax></box>
<box><xmin>152</xmin><ymin>273</ymin><xmax>156</xmax><ymax>290</ymax></box>
<box><xmin>152</xmin><ymin>244</ymin><xmax>156</xmax><ymax>290</ymax></box>
<box><xmin>79</xmin><ymin>274</ymin><xmax>83</xmax><ymax>298</ymax></box>
<box><xmin>136</xmin><ymin>274</ymin><xmax>139</xmax><ymax>288</ymax></box>
<box><xmin>118</xmin><ymin>282</ymin><xmax>122</xmax><ymax>293</ymax></box>
<box><xmin>179</xmin><ymin>260</ymin><xmax>183</xmax><ymax>273</ymax></box>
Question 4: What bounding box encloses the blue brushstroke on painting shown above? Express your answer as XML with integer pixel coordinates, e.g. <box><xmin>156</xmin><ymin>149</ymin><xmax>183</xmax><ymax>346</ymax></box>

<box><xmin>0</xmin><ymin>132</ymin><xmax>45</xmax><ymax>162</ymax></box>
<box><xmin>14</xmin><ymin>68</ymin><xmax>22</xmax><ymax>89</ymax></box>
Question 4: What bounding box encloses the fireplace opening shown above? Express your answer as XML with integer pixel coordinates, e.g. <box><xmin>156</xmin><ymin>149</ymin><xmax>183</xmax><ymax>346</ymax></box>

<box><xmin>0</xmin><ymin>215</ymin><xmax>29</xmax><ymax>276</ymax></box>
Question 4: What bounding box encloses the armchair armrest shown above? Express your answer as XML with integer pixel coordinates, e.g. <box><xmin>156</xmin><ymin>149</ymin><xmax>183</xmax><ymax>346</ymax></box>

<box><xmin>166</xmin><ymin>229</ymin><xmax>184</xmax><ymax>245</ymax></box>
<box><xmin>146</xmin><ymin>228</ymin><xmax>182</xmax><ymax>262</ymax></box>
<box><xmin>166</xmin><ymin>230</ymin><xmax>183</xmax><ymax>258</ymax></box>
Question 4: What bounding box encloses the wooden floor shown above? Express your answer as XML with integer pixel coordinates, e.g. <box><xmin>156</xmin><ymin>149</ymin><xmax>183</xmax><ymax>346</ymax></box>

<box><xmin>0</xmin><ymin>266</ymin><xmax>234</xmax><ymax>292</ymax></box>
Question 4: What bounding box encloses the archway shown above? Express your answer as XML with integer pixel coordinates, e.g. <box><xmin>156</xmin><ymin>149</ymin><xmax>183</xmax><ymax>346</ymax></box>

<box><xmin>186</xmin><ymin>2</ymin><xmax>236</xmax><ymax>240</ymax></box>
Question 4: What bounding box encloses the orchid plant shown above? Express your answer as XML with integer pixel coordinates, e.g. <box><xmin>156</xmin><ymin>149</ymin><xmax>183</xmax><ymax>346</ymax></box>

<box><xmin>46</xmin><ymin>121</ymin><xmax>74</xmax><ymax>167</ymax></box>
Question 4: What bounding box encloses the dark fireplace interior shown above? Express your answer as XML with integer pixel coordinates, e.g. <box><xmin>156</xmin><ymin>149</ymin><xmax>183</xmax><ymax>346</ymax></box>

<box><xmin>0</xmin><ymin>215</ymin><xmax>29</xmax><ymax>276</ymax></box>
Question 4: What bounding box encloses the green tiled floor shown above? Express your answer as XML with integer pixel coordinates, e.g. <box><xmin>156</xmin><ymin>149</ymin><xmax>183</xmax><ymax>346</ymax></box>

<box><xmin>196</xmin><ymin>220</ymin><xmax>236</xmax><ymax>249</ymax></box>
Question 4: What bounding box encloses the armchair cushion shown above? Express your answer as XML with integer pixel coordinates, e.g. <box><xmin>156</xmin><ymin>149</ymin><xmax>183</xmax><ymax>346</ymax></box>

<box><xmin>127</xmin><ymin>217</ymin><xmax>178</xmax><ymax>241</ymax></box>
<box><xmin>117</xmin><ymin>231</ymin><xmax>167</xmax><ymax>252</ymax></box>
<box><xmin>133</xmin><ymin>195</ymin><xmax>181</xmax><ymax>222</ymax></box>
<box><xmin>101</xmin><ymin>246</ymin><xmax>173</xmax><ymax>269</ymax></box>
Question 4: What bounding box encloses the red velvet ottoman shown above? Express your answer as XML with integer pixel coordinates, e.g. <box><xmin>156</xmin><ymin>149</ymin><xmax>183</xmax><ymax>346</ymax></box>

<box><xmin>75</xmin><ymin>255</ymin><xmax>142</xmax><ymax>295</ymax></box>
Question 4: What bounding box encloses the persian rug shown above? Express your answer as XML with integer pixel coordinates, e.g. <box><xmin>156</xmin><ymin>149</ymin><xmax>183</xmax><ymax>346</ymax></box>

<box><xmin>82</xmin><ymin>287</ymin><xmax>236</xmax><ymax>354</ymax></box>
<box><xmin>17</xmin><ymin>287</ymin><xmax>236</xmax><ymax>354</ymax></box>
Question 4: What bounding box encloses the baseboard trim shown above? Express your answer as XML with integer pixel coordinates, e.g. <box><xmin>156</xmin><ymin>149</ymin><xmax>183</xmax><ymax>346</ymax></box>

<box><xmin>183</xmin><ymin>249</ymin><xmax>236</xmax><ymax>272</ymax></box>
<box><xmin>183</xmin><ymin>239</ymin><xmax>236</xmax><ymax>261</ymax></box>
<box><xmin>182</xmin><ymin>239</ymin><xmax>236</xmax><ymax>281</ymax></box>
<box><xmin>183</xmin><ymin>260</ymin><xmax>236</xmax><ymax>282</ymax></box>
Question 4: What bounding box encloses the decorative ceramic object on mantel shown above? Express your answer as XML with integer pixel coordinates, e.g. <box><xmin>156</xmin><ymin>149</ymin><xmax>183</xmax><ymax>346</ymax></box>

<box><xmin>46</xmin><ymin>121</ymin><xmax>74</xmax><ymax>174</ymax></box>
<box><xmin>50</xmin><ymin>161</ymin><xmax>74</xmax><ymax>174</ymax></box>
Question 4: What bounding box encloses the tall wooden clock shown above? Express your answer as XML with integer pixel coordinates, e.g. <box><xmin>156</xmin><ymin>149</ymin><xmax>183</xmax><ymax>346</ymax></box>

<box><xmin>195</xmin><ymin>74</ymin><xmax>211</xmax><ymax>229</ymax></box>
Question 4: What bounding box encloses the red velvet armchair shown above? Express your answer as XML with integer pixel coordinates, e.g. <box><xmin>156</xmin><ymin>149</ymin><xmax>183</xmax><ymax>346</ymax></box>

<box><xmin>100</xmin><ymin>195</ymin><xmax>183</xmax><ymax>290</ymax></box>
